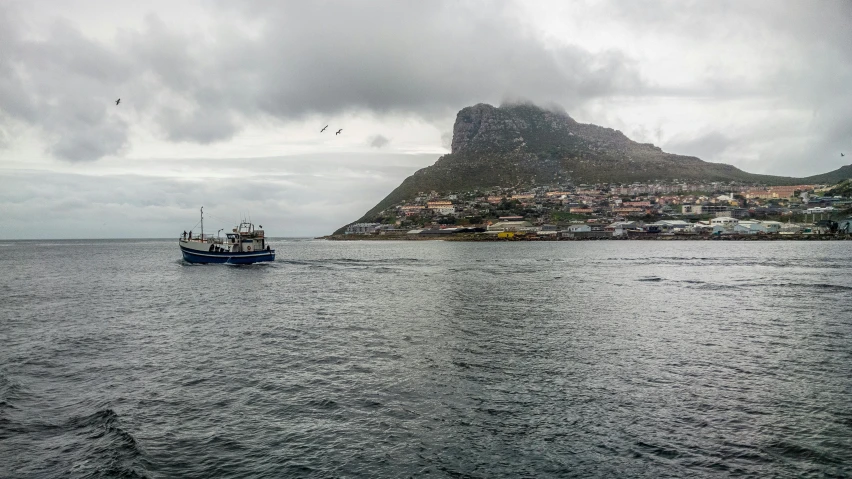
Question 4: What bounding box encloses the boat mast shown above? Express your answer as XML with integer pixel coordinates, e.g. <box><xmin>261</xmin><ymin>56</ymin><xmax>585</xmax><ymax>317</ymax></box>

<box><xmin>200</xmin><ymin>206</ymin><xmax>204</xmax><ymax>240</ymax></box>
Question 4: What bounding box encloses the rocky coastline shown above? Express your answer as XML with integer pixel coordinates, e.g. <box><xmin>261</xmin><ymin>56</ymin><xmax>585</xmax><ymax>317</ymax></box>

<box><xmin>319</xmin><ymin>233</ymin><xmax>852</xmax><ymax>242</ymax></box>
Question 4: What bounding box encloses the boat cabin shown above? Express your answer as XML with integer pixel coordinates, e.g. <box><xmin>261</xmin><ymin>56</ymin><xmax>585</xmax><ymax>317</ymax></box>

<box><xmin>224</xmin><ymin>222</ymin><xmax>269</xmax><ymax>253</ymax></box>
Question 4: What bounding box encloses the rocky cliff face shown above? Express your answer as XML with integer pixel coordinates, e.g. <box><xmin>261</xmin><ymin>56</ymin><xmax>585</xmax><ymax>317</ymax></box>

<box><xmin>451</xmin><ymin>102</ymin><xmax>664</xmax><ymax>160</ymax></box>
<box><xmin>452</xmin><ymin>103</ymin><xmax>534</xmax><ymax>154</ymax></box>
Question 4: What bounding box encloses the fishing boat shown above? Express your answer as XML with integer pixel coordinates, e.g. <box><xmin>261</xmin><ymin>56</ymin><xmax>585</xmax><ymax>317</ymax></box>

<box><xmin>179</xmin><ymin>207</ymin><xmax>275</xmax><ymax>264</ymax></box>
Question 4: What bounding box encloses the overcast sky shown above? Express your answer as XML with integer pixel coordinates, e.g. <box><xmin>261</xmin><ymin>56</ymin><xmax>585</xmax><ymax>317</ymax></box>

<box><xmin>1</xmin><ymin>0</ymin><xmax>850</xmax><ymax>238</ymax></box>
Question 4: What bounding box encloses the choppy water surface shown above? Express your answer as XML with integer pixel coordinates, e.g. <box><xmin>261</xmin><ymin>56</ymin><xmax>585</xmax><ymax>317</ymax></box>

<box><xmin>1</xmin><ymin>239</ymin><xmax>851</xmax><ymax>478</ymax></box>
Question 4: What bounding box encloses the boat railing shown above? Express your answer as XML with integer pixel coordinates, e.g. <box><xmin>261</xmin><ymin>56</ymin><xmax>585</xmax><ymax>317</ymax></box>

<box><xmin>180</xmin><ymin>234</ymin><xmax>220</xmax><ymax>244</ymax></box>
<box><xmin>196</xmin><ymin>234</ymin><xmax>225</xmax><ymax>244</ymax></box>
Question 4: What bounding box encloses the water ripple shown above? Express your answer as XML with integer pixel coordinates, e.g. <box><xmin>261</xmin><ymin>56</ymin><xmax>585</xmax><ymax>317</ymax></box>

<box><xmin>1</xmin><ymin>240</ymin><xmax>851</xmax><ymax>477</ymax></box>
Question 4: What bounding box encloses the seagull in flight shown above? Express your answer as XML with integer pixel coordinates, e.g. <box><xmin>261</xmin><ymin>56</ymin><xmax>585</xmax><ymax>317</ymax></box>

<box><xmin>336</xmin><ymin>129</ymin><xmax>342</xmax><ymax>135</ymax></box>
<box><xmin>842</xmin><ymin>153</ymin><xmax>846</xmax><ymax>157</ymax></box>
<box><xmin>115</xmin><ymin>98</ymin><xmax>120</xmax><ymax>105</ymax></box>
<box><xmin>321</xmin><ymin>125</ymin><xmax>328</xmax><ymax>132</ymax></box>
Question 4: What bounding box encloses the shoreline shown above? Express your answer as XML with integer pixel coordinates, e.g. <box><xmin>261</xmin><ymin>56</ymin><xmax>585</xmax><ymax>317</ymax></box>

<box><xmin>318</xmin><ymin>233</ymin><xmax>852</xmax><ymax>242</ymax></box>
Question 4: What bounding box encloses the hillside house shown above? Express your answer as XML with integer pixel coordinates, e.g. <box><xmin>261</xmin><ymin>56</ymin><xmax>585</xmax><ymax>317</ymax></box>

<box><xmin>426</xmin><ymin>201</ymin><xmax>456</xmax><ymax>215</ymax></box>
<box><xmin>399</xmin><ymin>205</ymin><xmax>425</xmax><ymax>217</ymax></box>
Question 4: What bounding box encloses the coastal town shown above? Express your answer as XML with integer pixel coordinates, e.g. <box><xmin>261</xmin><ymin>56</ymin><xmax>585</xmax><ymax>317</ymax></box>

<box><xmin>340</xmin><ymin>180</ymin><xmax>852</xmax><ymax>239</ymax></box>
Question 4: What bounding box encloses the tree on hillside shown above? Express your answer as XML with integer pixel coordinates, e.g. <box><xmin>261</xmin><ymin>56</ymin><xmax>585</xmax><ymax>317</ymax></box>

<box><xmin>826</xmin><ymin>179</ymin><xmax>852</xmax><ymax>198</ymax></box>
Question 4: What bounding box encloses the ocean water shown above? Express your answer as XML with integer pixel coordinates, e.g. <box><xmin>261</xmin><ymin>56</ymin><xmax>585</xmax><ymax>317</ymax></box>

<box><xmin>1</xmin><ymin>239</ymin><xmax>851</xmax><ymax>478</ymax></box>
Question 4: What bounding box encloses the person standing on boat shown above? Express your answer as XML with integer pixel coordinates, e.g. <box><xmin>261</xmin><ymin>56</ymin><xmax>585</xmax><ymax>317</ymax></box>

<box><xmin>183</xmin><ymin>231</ymin><xmax>187</xmax><ymax>240</ymax></box>
<box><xmin>188</xmin><ymin>230</ymin><xmax>192</xmax><ymax>240</ymax></box>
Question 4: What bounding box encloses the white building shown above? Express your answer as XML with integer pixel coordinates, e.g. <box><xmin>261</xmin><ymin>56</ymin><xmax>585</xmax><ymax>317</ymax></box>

<box><xmin>734</xmin><ymin>221</ymin><xmax>762</xmax><ymax>234</ymax></box>
<box><xmin>346</xmin><ymin>223</ymin><xmax>382</xmax><ymax>234</ymax></box>
<box><xmin>805</xmin><ymin>206</ymin><xmax>835</xmax><ymax>214</ymax></box>
<box><xmin>564</xmin><ymin>224</ymin><xmax>592</xmax><ymax>233</ymax></box>
<box><xmin>427</xmin><ymin>201</ymin><xmax>456</xmax><ymax>215</ymax></box>
<box><xmin>760</xmin><ymin>221</ymin><xmax>783</xmax><ymax>233</ymax></box>
<box><xmin>709</xmin><ymin>216</ymin><xmax>738</xmax><ymax>234</ymax></box>
<box><xmin>605</xmin><ymin>221</ymin><xmax>639</xmax><ymax>237</ymax></box>
<box><xmin>487</xmin><ymin>221</ymin><xmax>535</xmax><ymax>232</ymax></box>
<box><xmin>780</xmin><ymin>224</ymin><xmax>804</xmax><ymax>234</ymax></box>
<box><xmin>734</xmin><ymin>221</ymin><xmax>783</xmax><ymax>234</ymax></box>
<box><xmin>710</xmin><ymin>216</ymin><xmax>738</xmax><ymax>228</ymax></box>
<box><xmin>648</xmin><ymin>220</ymin><xmax>692</xmax><ymax>233</ymax></box>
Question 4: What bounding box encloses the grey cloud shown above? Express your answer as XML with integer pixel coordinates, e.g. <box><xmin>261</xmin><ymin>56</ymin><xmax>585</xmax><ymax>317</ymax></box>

<box><xmin>51</xmin><ymin>120</ymin><xmax>130</xmax><ymax>161</ymax></box>
<box><xmin>369</xmin><ymin>134</ymin><xmax>390</xmax><ymax>148</ymax></box>
<box><xmin>600</xmin><ymin>0</ymin><xmax>852</xmax><ymax>101</ymax></box>
<box><xmin>239</xmin><ymin>1</ymin><xmax>642</xmax><ymax>118</ymax></box>
<box><xmin>629</xmin><ymin>124</ymin><xmax>665</xmax><ymax>146</ymax></box>
<box><xmin>156</xmin><ymin>106</ymin><xmax>238</xmax><ymax>144</ymax></box>
<box><xmin>595</xmin><ymin>0</ymin><xmax>852</xmax><ymax>175</ymax></box>
<box><xmin>605</xmin><ymin>0</ymin><xmax>852</xmax><ymax>47</ymax></box>
<box><xmin>126</xmin><ymin>15</ymin><xmax>198</xmax><ymax>94</ymax></box>
<box><xmin>665</xmin><ymin>131</ymin><xmax>737</xmax><ymax>161</ymax></box>
<box><xmin>0</xmin><ymin>5</ymin><xmax>135</xmax><ymax>161</ymax></box>
<box><xmin>0</xmin><ymin>1</ymin><xmax>646</xmax><ymax>160</ymax></box>
<box><xmin>663</xmin><ymin>101</ymin><xmax>852</xmax><ymax>177</ymax></box>
<box><xmin>0</xmin><ymin>125</ymin><xmax>12</xmax><ymax>148</ymax></box>
<box><xmin>756</xmin><ymin>96</ymin><xmax>852</xmax><ymax>175</ymax></box>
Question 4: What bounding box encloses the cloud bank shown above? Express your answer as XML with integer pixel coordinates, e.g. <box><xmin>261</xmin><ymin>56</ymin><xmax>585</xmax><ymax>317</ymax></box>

<box><xmin>2</xmin><ymin>0</ymin><xmax>850</xmax><ymax>171</ymax></box>
<box><xmin>0</xmin><ymin>153</ymin><xmax>436</xmax><ymax>238</ymax></box>
<box><xmin>1</xmin><ymin>1</ymin><xmax>642</xmax><ymax>161</ymax></box>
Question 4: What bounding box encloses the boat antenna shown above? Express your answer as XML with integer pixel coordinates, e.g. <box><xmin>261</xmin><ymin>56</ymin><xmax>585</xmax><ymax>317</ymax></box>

<box><xmin>200</xmin><ymin>206</ymin><xmax>204</xmax><ymax>241</ymax></box>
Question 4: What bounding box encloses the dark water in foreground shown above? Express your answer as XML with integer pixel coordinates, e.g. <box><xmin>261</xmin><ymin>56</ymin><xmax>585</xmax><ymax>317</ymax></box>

<box><xmin>1</xmin><ymin>239</ymin><xmax>851</xmax><ymax>478</ymax></box>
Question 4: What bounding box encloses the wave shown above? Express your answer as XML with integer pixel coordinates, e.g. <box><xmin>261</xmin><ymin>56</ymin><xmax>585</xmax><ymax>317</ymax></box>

<box><xmin>277</xmin><ymin>257</ymin><xmax>421</xmax><ymax>270</ymax></box>
<box><xmin>765</xmin><ymin>440</ymin><xmax>843</xmax><ymax>466</ymax></box>
<box><xmin>0</xmin><ymin>371</ymin><xmax>24</xmax><ymax>404</ymax></box>
<box><xmin>305</xmin><ymin>398</ymin><xmax>339</xmax><ymax>410</ymax></box>
<box><xmin>325</xmin><ymin>257</ymin><xmax>421</xmax><ymax>264</ymax></box>
<box><xmin>655</xmin><ymin>279</ymin><xmax>852</xmax><ymax>293</ymax></box>
<box><xmin>793</xmin><ymin>282</ymin><xmax>852</xmax><ymax>291</ymax></box>
<box><xmin>63</xmin><ymin>408</ymin><xmax>149</xmax><ymax>478</ymax></box>
<box><xmin>740</xmin><ymin>282</ymin><xmax>852</xmax><ymax>292</ymax></box>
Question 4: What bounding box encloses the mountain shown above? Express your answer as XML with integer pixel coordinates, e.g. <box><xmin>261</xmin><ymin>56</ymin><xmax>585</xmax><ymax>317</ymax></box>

<box><xmin>801</xmin><ymin>165</ymin><xmax>852</xmax><ymax>185</ymax></box>
<box><xmin>337</xmin><ymin>102</ymin><xmax>852</xmax><ymax>232</ymax></box>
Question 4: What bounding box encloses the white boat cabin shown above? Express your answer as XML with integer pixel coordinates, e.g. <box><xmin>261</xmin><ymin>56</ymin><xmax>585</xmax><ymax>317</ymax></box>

<box><xmin>224</xmin><ymin>222</ymin><xmax>269</xmax><ymax>253</ymax></box>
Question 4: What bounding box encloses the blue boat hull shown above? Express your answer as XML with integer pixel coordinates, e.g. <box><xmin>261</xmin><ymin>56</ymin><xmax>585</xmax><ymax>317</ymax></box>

<box><xmin>180</xmin><ymin>245</ymin><xmax>275</xmax><ymax>264</ymax></box>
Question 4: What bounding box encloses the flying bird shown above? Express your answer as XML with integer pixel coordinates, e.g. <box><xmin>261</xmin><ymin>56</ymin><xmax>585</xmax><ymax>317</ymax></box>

<box><xmin>336</xmin><ymin>129</ymin><xmax>342</xmax><ymax>135</ymax></box>
<box><xmin>321</xmin><ymin>125</ymin><xmax>328</xmax><ymax>132</ymax></box>
<box><xmin>842</xmin><ymin>153</ymin><xmax>846</xmax><ymax>157</ymax></box>
<box><xmin>115</xmin><ymin>98</ymin><xmax>120</xmax><ymax>105</ymax></box>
